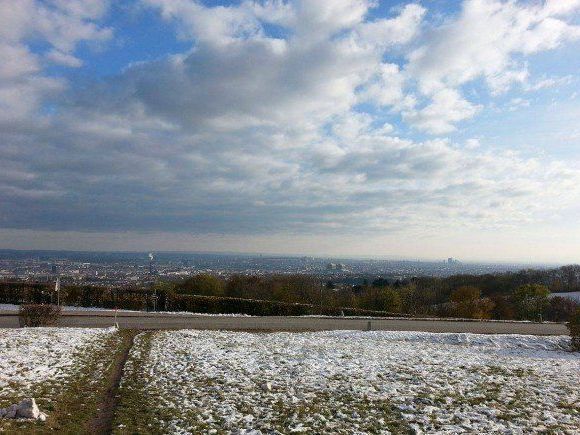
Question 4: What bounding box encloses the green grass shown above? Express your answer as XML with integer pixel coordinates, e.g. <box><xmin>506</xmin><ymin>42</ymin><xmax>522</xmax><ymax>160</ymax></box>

<box><xmin>113</xmin><ymin>331</ymin><xmax>170</xmax><ymax>434</ymax></box>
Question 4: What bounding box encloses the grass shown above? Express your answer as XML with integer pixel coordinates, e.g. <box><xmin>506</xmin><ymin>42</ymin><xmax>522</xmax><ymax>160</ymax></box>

<box><xmin>2</xmin><ymin>330</ymin><xmax>577</xmax><ymax>433</ymax></box>
<box><xmin>112</xmin><ymin>331</ymin><xmax>170</xmax><ymax>434</ymax></box>
<box><xmin>112</xmin><ymin>331</ymin><xmax>411</xmax><ymax>434</ymax></box>
<box><xmin>0</xmin><ymin>329</ymin><xmax>128</xmax><ymax>434</ymax></box>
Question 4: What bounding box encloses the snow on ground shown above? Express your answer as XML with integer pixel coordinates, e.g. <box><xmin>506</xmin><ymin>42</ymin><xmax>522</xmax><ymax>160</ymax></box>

<box><xmin>0</xmin><ymin>304</ymin><xmax>137</xmax><ymax>313</ymax></box>
<box><xmin>550</xmin><ymin>291</ymin><xmax>580</xmax><ymax>302</ymax></box>
<box><xmin>0</xmin><ymin>327</ymin><xmax>114</xmax><ymax>400</ymax></box>
<box><xmin>131</xmin><ymin>330</ymin><xmax>579</xmax><ymax>434</ymax></box>
<box><xmin>0</xmin><ymin>304</ymin><xmax>252</xmax><ymax>316</ymax></box>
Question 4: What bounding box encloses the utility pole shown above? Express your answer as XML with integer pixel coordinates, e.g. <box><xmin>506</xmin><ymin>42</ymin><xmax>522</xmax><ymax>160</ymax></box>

<box><xmin>113</xmin><ymin>287</ymin><xmax>119</xmax><ymax>328</ymax></box>
<box><xmin>55</xmin><ymin>277</ymin><xmax>61</xmax><ymax>307</ymax></box>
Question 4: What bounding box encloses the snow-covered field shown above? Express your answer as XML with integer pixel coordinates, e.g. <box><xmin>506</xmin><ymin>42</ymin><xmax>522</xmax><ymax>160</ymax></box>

<box><xmin>125</xmin><ymin>330</ymin><xmax>580</xmax><ymax>434</ymax></box>
<box><xmin>0</xmin><ymin>327</ymin><xmax>114</xmax><ymax>401</ymax></box>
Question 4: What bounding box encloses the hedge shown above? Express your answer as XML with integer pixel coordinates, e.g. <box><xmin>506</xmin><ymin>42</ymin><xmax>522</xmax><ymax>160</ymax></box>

<box><xmin>169</xmin><ymin>294</ymin><xmax>406</xmax><ymax>317</ymax></box>
<box><xmin>0</xmin><ymin>282</ymin><xmax>166</xmax><ymax>311</ymax></box>
<box><xmin>0</xmin><ymin>281</ymin><xmax>406</xmax><ymax>317</ymax></box>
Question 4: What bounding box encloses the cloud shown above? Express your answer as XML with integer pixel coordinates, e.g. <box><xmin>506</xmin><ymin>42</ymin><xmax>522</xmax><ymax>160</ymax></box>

<box><xmin>46</xmin><ymin>49</ymin><xmax>83</xmax><ymax>67</ymax></box>
<box><xmin>401</xmin><ymin>0</ymin><xmax>580</xmax><ymax>131</ymax></box>
<box><xmin>524</xmin><ymin>75</ymin><xmax>575</xmax><ymax>92</ymax></box>
<box><xmin>354</xmin><ymin>3</ymin><xmax>426</xmax><ymax>49</ymax></box>
<box><xmin>407</xmin><ymin>0</ymin><xmax>580</xmax><ymax>94</ymax></box>
<box><xmin>66</xmin><ymin>1</ymin><xmax>418</xmax><ymax>142</ymax></box>
<box><xmin>0</xmin><ymin>0</ymin><xmax>579</xmax><ymax>243</ymax></box>
<box><xmin>0</xmin><ymin>0</ymin><xmax>112</xmax><ymax>121</ymax></box>
<box><xmin>403</xmin><ymin>89</ymin><xmax>481</xmax><ymax>134</ymax></box>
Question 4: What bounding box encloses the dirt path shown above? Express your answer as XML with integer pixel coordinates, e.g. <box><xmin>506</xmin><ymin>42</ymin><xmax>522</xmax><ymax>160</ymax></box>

<box><xmin>89</xmin><ymin>330</ymin><xmax>139</xmax><ymax>435</ymax></box>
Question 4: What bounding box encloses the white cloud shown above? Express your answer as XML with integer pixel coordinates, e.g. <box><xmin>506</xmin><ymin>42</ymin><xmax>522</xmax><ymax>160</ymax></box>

<box><xmin>401</xmin><ymin>0</ymin><xmax>580</xmax><ymax>131</ymax></box>
<box><xmin>487</xmin><ymin>68</ymin><xmax>529</xmax><ymax>96</ymax></box>
<box><xmin>0</xmin><ymin>0</ymin><xmax>111</xmax><ymax>121</ymax></box>
<box><xmin>354</xmin><ymin>3</ymin><xmax>426</xmax><ymax>49</ymax></box>
<box><xmin>290</xmin><ymin>0</ymin><xmax>372</xmax><ymax>40</ymax></box>
<box><xmin>403</xmin><ymin>88</ymin><xmax>481</xmax><ymax>134</ymax></box>
<box><xmin>465</xmin><ymin>138</ymin><xmax>481</xmax><ymax>149</ymax></box>
<box><xmin>0</xmin><ymin>42</ymin><xmax>40</xmax><ymax>79</ymax></box>
<box><xmin>46</xmin><ymin>49</ymin><xmax>83</xmax><ymax>67</ymax></box>
<box><xmin>145</xmin><ymin>0</ymin><xmax>262</xmax><ymax>45</ymax></box>
<box><xmin>99</xmin><ymin>1</ymin><xmax>408</xmax><ymax>135</ymax></box>
<box><xmin>361</xmin><ymin>63</ymin><xmax>414</xmax><ymax>109</ymax></box>
<box><xmin>507</xmin><ymin>97</ymin><xmax>531</xmax><ymax>111</ymax></box>
<box><xmin>543</xmin><ymin>0</ymin><xmax>580</xmax><ymax>16</ymax></box>
<box><xmin>407</xmin><ymin>0</ymin><xmax>580</xmax><ymax>94</ymax></box>
<box><xmin>524</xmin><ymin>75</ymin><xmax>574</xmax><ymax>91</ymax></box>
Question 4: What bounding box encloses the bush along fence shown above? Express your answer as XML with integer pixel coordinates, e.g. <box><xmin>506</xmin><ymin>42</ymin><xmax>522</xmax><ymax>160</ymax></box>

<box><xmin>0</xmin><ymin>282</ymin><xmax>407</xmax><ymax>318</ymax></box>
<box><xmin>169</xmin><ymin>294</ymin><xmax>407</xmax><ymax>317</ymax></box>
<box><xmin>18</xmin><ymin>304</ymin><xmax>62</xmax><ymax>327</ymax></box>
<box><xmin>0</xmin><ymin>282</ymin><xmax>166</xmax><ymax>312</ymax></box>
<box><xmin>568</xmin><ymin>308</ymin><xmax>580</xmax><ymax>351</ymax></box>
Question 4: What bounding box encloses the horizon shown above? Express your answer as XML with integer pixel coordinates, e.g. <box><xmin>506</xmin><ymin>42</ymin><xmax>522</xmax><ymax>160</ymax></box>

<box><xmin>0</xmin><ymin>246</ymin><xmax>565</xmax><ymax>267</ymax></box>
<box><xmin>1</xmin><ymin>1</ymin><xmax>580</xmax><ymax>263</ymax></box>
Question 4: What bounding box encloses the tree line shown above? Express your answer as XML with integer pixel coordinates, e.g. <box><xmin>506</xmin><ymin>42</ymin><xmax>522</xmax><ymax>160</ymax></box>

<box><xmin>1</xmin><ymin>265</ymin><xmax>579</xmax><ymax>321</ymax></box>
<box><xmin>167</xmin><ymin>270</ymin><xmax>578</xmax><ymax>321</ymax></box>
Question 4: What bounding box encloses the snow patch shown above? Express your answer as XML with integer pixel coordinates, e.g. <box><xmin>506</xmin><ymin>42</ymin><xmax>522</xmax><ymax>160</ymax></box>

<box><xmin>0</xmin><ymin>328</ymin><xmax>114</xmax><ymax>400</ymax></box>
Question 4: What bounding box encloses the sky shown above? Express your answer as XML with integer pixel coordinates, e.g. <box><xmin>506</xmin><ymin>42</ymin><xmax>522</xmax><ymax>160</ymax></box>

<box><xmin>0</xmin><ymin>0</ymin><xmax>580</xmax><ymax>263</ymax></box>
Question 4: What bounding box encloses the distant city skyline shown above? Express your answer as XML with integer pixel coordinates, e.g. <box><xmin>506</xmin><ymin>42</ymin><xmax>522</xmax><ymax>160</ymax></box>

<box><xmin>0</xmin><ymin>236</ymin><xmax>569</xmax><ymax>266</ymax></box>
<box><xmin>0</xmin><ymin>248</ymin><xmax>551</xmax><ymax>290</ymax></box>
<box><xmin>1</xmin><ymin>1</ymin><xmax>580</xmax><ymax>262</ymax></box>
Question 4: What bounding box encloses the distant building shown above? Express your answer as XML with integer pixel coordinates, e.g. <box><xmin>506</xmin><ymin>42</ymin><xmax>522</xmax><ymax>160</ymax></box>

<box><xmin>149</xmin><ymin>253</ymin><xmax>155</xmax><ymax>274</ymax></box>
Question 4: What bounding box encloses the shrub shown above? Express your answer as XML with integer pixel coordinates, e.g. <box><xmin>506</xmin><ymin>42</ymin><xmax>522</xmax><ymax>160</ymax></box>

<box><xmin>545</xmin><ymin>296</ymin><xmax>579</xmax><ymax>322</ymax></box>
<box><xmin>358</xmin><ymin>287</ymin><xmax>402</xmax><ymax>313</ymax></box>
<box><xmin>175</xmin><ymin>274</ymin><xmax>225</xmax><ymax>296</ymax></box>
<box><xmin>224</xmin><ymin>274</ymin><xmax>322</xmax><ymax>304</ymax></box>
<box><xmin>512</xmin><ymin>284</ymin><xmax>550</xmax><ymax>320</ymax></box>
<box><xmin>19</xmin><ymin>304</ymin><xmax>62</xmax><ymax>327</ymax></box>
<box><xmin>449</xmin><ymin>286</ymin><xmax>494</xmax><ymax>319</ymax></box>
<box><xmin>450</xmin><ymin>286</ymin><xmax>481</xmax><ymax>303</ymax></box>
<box><xmin>568</xmin><ymin>308</ymin><xmax>580</xmax><ymax>351</ymax></box>
<box><xmin>491</xmin><ymin>295</ymin><xmax>515</xmax><ymax>320</ymax></box>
